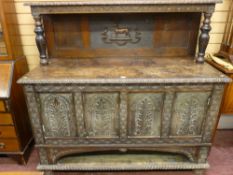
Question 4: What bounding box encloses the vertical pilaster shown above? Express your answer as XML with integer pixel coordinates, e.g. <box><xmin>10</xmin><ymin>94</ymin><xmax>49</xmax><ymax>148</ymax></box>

<box><xmin>120</xmin><ymin>92</ymin><xmax>128</xmax><ymax>138</ymax></box>
<box><xmin>196</xmin><ymin>12</ymin><xmax>212</xmax><ymax>63</ymax></box>
<box><xmin>34</xmin><ymin>15</ymin><xmax>48</xmax><ymax>65</ymax></box>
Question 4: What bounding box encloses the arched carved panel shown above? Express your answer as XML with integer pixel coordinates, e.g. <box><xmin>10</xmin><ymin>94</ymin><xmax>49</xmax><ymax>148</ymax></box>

<box><xmin>171</xmin><ymin>92</ymin><xmax>211</xmax><ymax>136</ymax></box>
<box><xmin>40</xmin><ymin>93</ymin><xmax>76</xmax><ymax>137</ymax></box>
<box><xmin>128</xmin><ymin>93</ymin><xmax>163</xmax><ymax>136</ymax></box>
<box><xmin>84</xmin><ymin>93</ymin><xmax>119</xmax><ymax>137</ymax></box>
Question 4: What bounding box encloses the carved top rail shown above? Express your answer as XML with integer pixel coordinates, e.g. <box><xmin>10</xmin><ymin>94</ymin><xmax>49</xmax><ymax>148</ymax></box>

<box><xmin>26</xmin><ymin>0</ymin><xmax>219</xmax><ymax>15</ymax></box>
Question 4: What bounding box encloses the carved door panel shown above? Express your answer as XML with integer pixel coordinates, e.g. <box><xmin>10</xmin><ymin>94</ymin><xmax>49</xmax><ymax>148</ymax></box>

<box><xmin>40</xmin><ymin>93</ymin><xmax>76</xmax><ymax>137</ymax></box>
<box><xmin>83</xmin><ymin>93</ymin><xmax>120</xmax><ymax>138</ymax></box>
<box><xmin>170</xmin><ymin>92</ymin><xmax>211</xmax><ymax>137</ymax></box>
<box><xmin>128</xmin><ymin>93</ymin><xmax>164</xmax><ymax>137</ymax></box>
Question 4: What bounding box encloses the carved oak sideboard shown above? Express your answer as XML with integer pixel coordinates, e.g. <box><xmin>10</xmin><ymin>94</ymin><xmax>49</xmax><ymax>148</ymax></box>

<box><xmin>19</xmin><ymin>0</ymin><xmax>231</xmax><ymax>174</ymax></box>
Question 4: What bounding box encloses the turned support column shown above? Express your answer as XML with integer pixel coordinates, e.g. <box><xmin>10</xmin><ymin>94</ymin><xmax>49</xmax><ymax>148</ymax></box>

<box><xmin>33</xmin><ymin>15</ymin><xmax>48</xmax><ymax>65</ymax></box>
<box><xmin>196</xmin><ymin>12</ymin><xmax>212</xmax><ymax>63</ymax></box>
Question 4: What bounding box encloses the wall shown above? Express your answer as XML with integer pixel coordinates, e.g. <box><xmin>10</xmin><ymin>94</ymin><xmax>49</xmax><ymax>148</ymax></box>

<box><xmin>2</xmin><ymin>0</ymin><xmax>232</xmax><ymax>70</ymax></box>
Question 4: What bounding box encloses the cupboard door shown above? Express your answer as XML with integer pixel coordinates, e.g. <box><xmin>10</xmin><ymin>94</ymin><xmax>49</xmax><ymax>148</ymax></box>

<box><xmin>40</xmin><ymin>93</ymin><xmax>76</xmax><ymax>137</ymax></box>
<box><xmin>128</xmin><ymin>93</ymin><xmax>164</xmax><ymax>137</ymax></box>
<box><xmin>170</xmin><ymin>92</ymin><xmax>211</xmax><ymax>136</ymax></box>
<box><xmin>83</xmin><ymin>93</ymin><xmax>120</xmax><ymax>138</ymax></box>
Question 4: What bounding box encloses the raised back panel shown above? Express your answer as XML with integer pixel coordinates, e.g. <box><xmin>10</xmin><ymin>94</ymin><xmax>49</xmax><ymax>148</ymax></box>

<box><xmin>43</xmin><ymin>13</ymin><xmax>201</xmax><ymax>59</ymax></box>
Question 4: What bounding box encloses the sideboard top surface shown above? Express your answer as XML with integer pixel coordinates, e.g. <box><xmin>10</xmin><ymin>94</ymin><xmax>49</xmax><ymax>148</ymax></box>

<box><xmin>25</xmin><ymin>0</ymin><xmax>222</xmax><ymax>6</ymax></box>
<box><xmin>18</xmin><ymin>57</ymin><xmax>230</xmax><ymax>84</ymax></box>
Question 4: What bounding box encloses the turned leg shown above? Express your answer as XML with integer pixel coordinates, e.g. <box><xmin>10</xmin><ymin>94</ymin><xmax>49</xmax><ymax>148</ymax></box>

<box><xmin>33</xmin><ymin>14</ymin><xmax>48</xmax><ymax>65</ymax></box>
<box><xmin>196</xmin><ymin>12</ymin><xmax>213</xmax><ymax>63</ymax></box>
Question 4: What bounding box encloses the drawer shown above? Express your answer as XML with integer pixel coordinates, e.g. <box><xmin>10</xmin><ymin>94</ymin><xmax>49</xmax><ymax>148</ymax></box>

<box><xmin>0</xmin><ymin>101</ymin><xmax>5</xmax><ymax>112</ymax></box>
<box><xmin>0</xmin><ymin>126</ymin><xmax>17</xmax><ymax>138</ymax></box>
<box><xmin>0</xmin><ymin>139</ymin><xmax>20</xmax><ymax>152</ymax></box>
<box><xmin>0</xmin><ymin>113</ymin><xmax>13</xmax><ymax>125</ymax></box>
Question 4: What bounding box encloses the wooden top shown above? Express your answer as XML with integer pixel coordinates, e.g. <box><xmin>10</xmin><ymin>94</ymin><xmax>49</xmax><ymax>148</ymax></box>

<box><xmin>26</xmin><ymin>0</ymin><xmax>222</xmax><ymax>6</ymax></box>
<box><xmin>18</xmin><ymin>57</ymin><xmax>230</xmax><ymax>84</ymax></box>
<box><xmin>0</xmin><ymin>62</ymin><xmax>13</xmax><ymax>98</ymax></box>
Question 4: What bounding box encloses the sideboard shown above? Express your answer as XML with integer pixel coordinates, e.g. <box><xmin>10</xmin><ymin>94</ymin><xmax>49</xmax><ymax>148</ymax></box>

<box><xmin>19</xmin><ymin>0</ymin><xmax>231</xmax><ymax>174</ymax></box>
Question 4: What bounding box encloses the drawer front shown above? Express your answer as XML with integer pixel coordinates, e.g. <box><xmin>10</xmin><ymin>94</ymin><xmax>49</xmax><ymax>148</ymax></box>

<box><xmin>0</xmin><ymin>139</ymin><xmax>20</xmax><ymax>152</ymax></box>
<box><xmin>0</xmin><ymin>101</ymin><xmax>5</xmax><ymax>112</ymax></box>
<box><xmin>0</xmin><ymin>126</ymin><xmax>17</xmax><ymax>138</ymax></box>
<box><xmin>0</xmin><ymin>113</ymin><xmax>13</xmax><ymax>125</ymax></box>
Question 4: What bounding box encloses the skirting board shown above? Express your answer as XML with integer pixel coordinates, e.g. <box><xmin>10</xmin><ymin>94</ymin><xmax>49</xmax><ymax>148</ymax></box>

<box><xmin>218</xmin><ymin>115</ymin><xmax>233</xmax><ymax>129</ymax></box>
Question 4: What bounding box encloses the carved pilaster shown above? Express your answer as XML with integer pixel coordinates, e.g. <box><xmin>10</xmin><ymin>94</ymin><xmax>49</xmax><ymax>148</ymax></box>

<box><xmin>34</xmin><ymin>15</ymin><xmax>48</xmax><ymax>65</ymax></box>
<box><xmin>196</xmin><ymin>12</ymin><xmax>212</xmax><ymax>63</ymax></box>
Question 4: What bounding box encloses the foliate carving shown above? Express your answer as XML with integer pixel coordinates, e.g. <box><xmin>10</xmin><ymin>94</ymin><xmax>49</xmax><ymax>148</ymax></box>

<box><xmin>196</xmin><ymin>12</ymin><xmax>212</xmax><ymax>63</ymax></box>
<box><xmin>25</xmin><ymin>92</ymin><xmax>45</xmax><ymax>144</ymax></box>
<box><xmin>161</xmin><ymin>92</ymin><xmax>175</xmax><ymax>137</ymax></box>
<box><xmin>202</xmin><ymin>85</ymin><xmax>224</xmax><ymax>142</ymax></box>
<box><xmin>45</xmin><ymin>136</ymin><xmax>202</xmax><ymax>145</ymax></box>
<box><xmin>40</xmin><ymin>94</ymin><xmax>76</xmax><ymax>137</ymax></box>
<box><xmin>33</xmin><ymin>15</ymin><xmax>48</xmax><ymax>65</ymax></box>
<box><xmin>74</xmin><ymin>93</ymin><xmax>86</xmax><ymax>137</ymax></box>
<box><xmin>129</xmin><ymin>93</ymin><xmax>163</xmax><ymax>136</ymax></box>
<box><xmin>84</xmin><ymin>93</ymin><xmax>119</xmax><ymax>137</ymax></box>
<box><xmin>171</xmin><ymin>92</ymin><xmax>210</xmax><ymax>136</ymax></box>
<box><xmin>102</xmin><ymin>24</ymin><xmax>141</xmax><ymax>46</ymax></box>
<box><xmin>38</xmin><ymin>148</ymin><xmax>49</xmax><ymax>164</ymax></box>
<box><xmin>119</xmin><ymin>92</ymin><xmax>127</xmax><ymax>138</ymax></box>
<box><xmin>134</xmin><ymin>98</ymin><xmax>154</xmax><ymax>135</ymax></box>
<box><xmin>197</xmin><ymin>147</ymin><xmax>209</xmax><ymax>163</ymax></box>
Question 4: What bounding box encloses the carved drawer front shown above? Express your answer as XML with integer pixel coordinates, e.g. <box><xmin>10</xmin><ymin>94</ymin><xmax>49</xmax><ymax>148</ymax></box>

<box><xmin>128</xmin><ymin>93</ymin><xmax>163</xmax><ymax>137</ymax></box>
<box><xmin>83</xmin><ymin>93</ymin><xmax>120</xmax><ymax>138</ymax></box>
<box><xmin>40</xmin><ymin>93</ymin><xmax>76</xmax><ymax>137</ymax></box>
<box><xmin>170</xmin><ymin>92</ymin><xmax>211</xmax><ymax>137</ymax></box>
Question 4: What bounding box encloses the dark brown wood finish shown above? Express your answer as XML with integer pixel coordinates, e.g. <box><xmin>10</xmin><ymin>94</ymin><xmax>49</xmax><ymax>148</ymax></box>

<box><xmin>20</xmin><ymin>0</ymin><xmax>229</xmax><ymax>174</ymax></box>
<box><xmin>26</xmin><ymin>0</ymin><xmax>217</xmax><ymax>65</ymax></box>
<box><xmin>43</xmin><ymin>13</ymin><xmax>201</xmax><ymax>59</ymax></box>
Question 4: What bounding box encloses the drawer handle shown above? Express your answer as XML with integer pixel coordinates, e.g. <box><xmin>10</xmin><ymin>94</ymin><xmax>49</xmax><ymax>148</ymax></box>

<box><xmin>0</xmin><ymin>143</ymin><xmax>5</xmax><ymax>149</ymax></box>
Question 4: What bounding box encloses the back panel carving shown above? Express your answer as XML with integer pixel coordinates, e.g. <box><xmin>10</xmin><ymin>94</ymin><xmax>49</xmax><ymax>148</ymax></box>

<box><xmin>84</xmin><ymin>93</ymin><xmax>120</xmax><ymax>138</ymax></box>
<box><xmin>128</xmin><ymin>93</ymin><xmax>164</xmax><ymax>137</ymax></box>
<box><xmin>170</xmin><ymin>92</ymin><xmax>211</xmax><ymax>136</ymax></box>
<box><xmin>40</xmin><ymin>93</ymin><xmax>76</xmax><ymax>137</ymax></box>
<box><xmin>43</xmin><ymin>13</ymin><xmax>200</xmax><ymax>58</ymax></box>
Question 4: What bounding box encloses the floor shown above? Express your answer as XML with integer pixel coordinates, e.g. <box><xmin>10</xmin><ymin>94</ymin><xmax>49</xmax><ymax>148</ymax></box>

<box><xmin>0</xmin><ymin>130</ymin><xmax>233</xmax><ymax>175</ymax></box>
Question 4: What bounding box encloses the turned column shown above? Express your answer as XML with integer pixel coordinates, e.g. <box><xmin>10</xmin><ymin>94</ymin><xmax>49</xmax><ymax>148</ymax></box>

<box><xmin>196</xmin><ymin>12</ymin><xmax>212</xmax><ymax>63</ymax></box>
<box><xmin>33</xmin><ymin>15</ymin><xmax>48</xmax><ymax>65</ymax></box>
